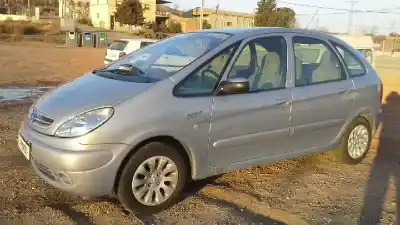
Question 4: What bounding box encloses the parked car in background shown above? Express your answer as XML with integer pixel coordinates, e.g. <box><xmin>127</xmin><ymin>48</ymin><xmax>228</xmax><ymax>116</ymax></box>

<box><xmin>18</xmin><ymin>28</ymin><xmax>382</xmax><ymax>214</ymax></box>
<box><xmin>104</xmin><ymin>38</ymin><xmax>158</xmax><ymax>65</ymax></box>
<box><xmin>334</xmin><ymin>35</ymin><xmax>375</xmax><ymax>67</ymax></box>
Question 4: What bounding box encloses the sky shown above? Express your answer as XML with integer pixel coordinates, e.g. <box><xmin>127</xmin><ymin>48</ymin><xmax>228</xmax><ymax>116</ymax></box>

<box><xmin>166</xmin><ymin>0</ymin><xmax>400</xmax><ymax>35</ymax></box>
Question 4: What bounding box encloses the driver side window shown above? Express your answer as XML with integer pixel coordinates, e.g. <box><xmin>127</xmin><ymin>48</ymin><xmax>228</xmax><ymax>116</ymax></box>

<box><xmin>174</xmin><ymin>44</ymin><xmax>237</xmax><ymax>96</ymax></box>
<box><xmin>229</xmin><ymin>36</ymin><xmax>287</xmax><ymax>92</ymax></box>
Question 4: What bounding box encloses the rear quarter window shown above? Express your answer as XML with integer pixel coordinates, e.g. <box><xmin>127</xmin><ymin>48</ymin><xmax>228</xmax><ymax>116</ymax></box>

<box><xmin>333</xmin><ymin>43</ymin><xmax>367</xmax><ymax>77</ymax></box>
<box><xmin>140</xmin><ymin>41</ymin><xmax>155</xmax><ymax>48</ymax></box>
<box><xmin>357</xmin><ymin>49</ymin><xmax>373</xmax><ymax>64</ymax></box>
<box><xmin>108</xmin><ymin>41</ymin><xmax>128</xmax><ymax>51</ymax></box>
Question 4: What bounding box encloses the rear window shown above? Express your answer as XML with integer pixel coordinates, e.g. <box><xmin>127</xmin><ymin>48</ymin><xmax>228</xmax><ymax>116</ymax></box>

<box><xmin>357</xmin><ymin>48</ymin><xmax>373</xmax><ymax>64</ymax></box>
<box><xmin>108</xmin><ymin>41</ymin><xmax>128</xmax><ymax>51</ymax></box>
<box><xmin>140</xmin><ymin>41</ymin><xmax>154</xmax><ymax>48</ymax></box>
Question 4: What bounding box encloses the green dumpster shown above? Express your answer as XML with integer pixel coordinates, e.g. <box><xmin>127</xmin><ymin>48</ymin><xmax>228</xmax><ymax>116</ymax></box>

<box><xmin>92</xmin><ymin>31</ymin><xmax>108</xmax><ymax>48</ymax></box>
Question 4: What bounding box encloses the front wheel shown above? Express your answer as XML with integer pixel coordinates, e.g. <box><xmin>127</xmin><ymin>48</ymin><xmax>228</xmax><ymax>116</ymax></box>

<box><xmin>338</xmin><ymin>117</ymin><xmax>372</xmax><ymax>164</ymax></box>
<box><xmin>117</xmin><ymin>142</ymin><xmax>188</xmax><ymax>214</ymax></box>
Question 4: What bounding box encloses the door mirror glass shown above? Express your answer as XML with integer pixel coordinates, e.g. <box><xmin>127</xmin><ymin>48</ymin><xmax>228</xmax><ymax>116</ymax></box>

<box><xmin>216</xmin><ymin>78</ymin><xmax>250</xmax><ymax>95</ymax></box>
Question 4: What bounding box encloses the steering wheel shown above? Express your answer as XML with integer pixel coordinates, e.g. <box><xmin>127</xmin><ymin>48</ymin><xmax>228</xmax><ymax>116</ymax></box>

<box><xmin>200</xmin><ymin>68</ymin><xmax>220</xmax><ymax>87</ymax></box>
<box><xmin>201</xmin><ymin>67</ymin><xmax>219</xmax><ymax>79</ymax></box>
<box><xmin>118</xmin><ymin>64</ymin><xmax>145</xmax><ymax>75</ymax></box>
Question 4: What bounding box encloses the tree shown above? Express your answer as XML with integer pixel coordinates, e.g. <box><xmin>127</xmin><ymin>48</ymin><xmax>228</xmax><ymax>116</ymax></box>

<box><xmin>115</xmin><ymin>0</ymin><xmax>144</xmax><ymax>27</ymax></box>
<box><xmin>203</xmin><ymin>20</ymin><xmax>212</xmax><ymax>29</ymax></box>
<box><xmin>373</xmin><ymin>35</ymin><xmax>386</xmax><ymax>44</ymax></box>
<box><xmin>255</xmin><ymin>0</ymin><xmax>277</xmax><ymax>26</ymax></box>
<box><xmin>254</xmin><ymin>0</ymin><xmax>296</xmax><ymax>28</ymax></box>
<box><xmin>168</xmin><ymin>21</ymin><xmax>182</xmax><ymax>33</ymax></box>
<box><xmin>275</xmin><ymin>7</ymin><xmax>296</xmax><ymax>28</ymax></box>
<box><xmin>315</xmin><ymin>27</ymin><xmax>329</xmax><ymax>33</ymax></box>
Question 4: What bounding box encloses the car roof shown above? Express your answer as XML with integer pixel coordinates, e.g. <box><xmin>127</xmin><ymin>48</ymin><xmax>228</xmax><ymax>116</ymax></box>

<box><xmin>191</xmin><ymin>27</ymin><xmax>345</xmax><ymax>42</ymax></box>
<box><xmin>117</xmin><ymin>38</ymin><xmax>158</xmax><ymax>43</ymax></box>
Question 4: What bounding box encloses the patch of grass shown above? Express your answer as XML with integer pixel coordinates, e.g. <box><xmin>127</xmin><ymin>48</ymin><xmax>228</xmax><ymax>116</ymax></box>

<box><xmin>0</xmin><ymin>33</ymin><xmax>64</xmax><ymax>44</ymax></box>
<box><xmin>0</xmin><ymin>20</ymin><xmax>60</xmax><ymax>36</ymax></box>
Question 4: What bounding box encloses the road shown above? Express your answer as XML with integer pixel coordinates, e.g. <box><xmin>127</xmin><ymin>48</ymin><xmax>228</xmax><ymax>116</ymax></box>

<box><xmin>0</xmin><ymin>44</ymin><xmax>399</xmax><ymax>224</ymax></box>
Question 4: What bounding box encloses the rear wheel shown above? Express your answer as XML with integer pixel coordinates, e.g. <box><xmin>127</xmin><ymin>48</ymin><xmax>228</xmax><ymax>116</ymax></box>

<box><xmin>338</xmin><ymin>117</ymin><xmax>372</xmax><ymax>164</ymax></box>
<box><xmin>117</xmin><ymin>142</ymin><xmax>188</xmax><ymax>214</ymax></box>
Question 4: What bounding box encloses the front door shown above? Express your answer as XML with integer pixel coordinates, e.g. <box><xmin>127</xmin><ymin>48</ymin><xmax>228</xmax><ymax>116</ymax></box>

<box><xmin>209</xmin><ymin>35</ymin><xmax>293</xmax><ymax>165</ymax></box>
<box><xmin>289</xmin><ymin>35</ymin><xmax>355</xmax><ymax>151</ymax></box>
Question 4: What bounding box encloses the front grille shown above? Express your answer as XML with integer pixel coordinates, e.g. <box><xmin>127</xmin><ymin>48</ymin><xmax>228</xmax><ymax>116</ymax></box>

<box><xmin>29</xmin><ymin>108</ymin><xmax>54</xmax><ymax>128</ymax></box>
<box><xmin>34</xmin><ymin>160</ymin><xmax>56</xmax><ymax>180</ymax></box>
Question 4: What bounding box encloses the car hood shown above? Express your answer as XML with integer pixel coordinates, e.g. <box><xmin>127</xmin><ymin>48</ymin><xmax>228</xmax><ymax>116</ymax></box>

<box><xmin>31</xmin><ymin>73</ymin><xmax>153</xmax><ymax>135</ymax></box>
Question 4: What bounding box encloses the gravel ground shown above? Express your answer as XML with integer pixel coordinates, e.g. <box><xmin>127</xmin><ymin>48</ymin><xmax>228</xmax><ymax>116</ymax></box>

<box><xmin>0</xmin><ymin>43</ymin><xmax>399</xmax><ymax>224</ymax></box>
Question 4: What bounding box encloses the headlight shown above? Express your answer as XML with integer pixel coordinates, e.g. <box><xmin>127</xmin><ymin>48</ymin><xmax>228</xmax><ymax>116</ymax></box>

<box><xmin>55</xmin><ymin>107</ymin><xmax>114</xmax><ymax>138</ymax></box>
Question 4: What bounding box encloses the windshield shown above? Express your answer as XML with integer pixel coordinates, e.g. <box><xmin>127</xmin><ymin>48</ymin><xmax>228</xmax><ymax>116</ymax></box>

<box><xmin>108</xmin><ymin>40</ymin><xmax>128</xmax><ymax>51</ymax></box>
<box><xmin>96</xmin><ymin>32</ymin><xmax>232</xmax><ymax>83</ymax></box>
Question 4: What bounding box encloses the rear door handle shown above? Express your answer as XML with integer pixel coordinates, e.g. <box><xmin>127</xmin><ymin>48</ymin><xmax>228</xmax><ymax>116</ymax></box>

<box><xmin>338</xmin><ymin>88</ymin><xmax>351</xmax><ymax>95</ymax></box>
<box><xmin>276</xmin><ymin>98</ymin><xmax>291</xmax><ymax>106</ymax></box>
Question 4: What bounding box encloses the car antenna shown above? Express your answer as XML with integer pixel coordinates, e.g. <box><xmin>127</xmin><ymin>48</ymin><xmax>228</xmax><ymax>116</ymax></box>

<box><xmin>305</xmin><ymin>7</ymin><xmax>319</xmax><ymax>30</ymax></box>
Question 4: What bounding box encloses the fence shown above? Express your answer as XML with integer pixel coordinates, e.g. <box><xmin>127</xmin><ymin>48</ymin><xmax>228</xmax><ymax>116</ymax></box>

<box><xmin>380</xmin><ymin>38</ymin><xmax>400</xmax><ymax>53</ymax></box>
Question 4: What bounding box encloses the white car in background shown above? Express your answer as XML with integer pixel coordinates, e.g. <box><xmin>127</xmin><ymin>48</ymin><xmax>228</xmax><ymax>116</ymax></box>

<box><xmin>104</xmin><ymin>38</ymin><xmax>158</xmax><ymax>65</ymax></box>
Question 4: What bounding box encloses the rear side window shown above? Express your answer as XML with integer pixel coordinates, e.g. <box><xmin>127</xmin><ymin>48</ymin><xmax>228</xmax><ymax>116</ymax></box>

<box><xmin>293</xmin><ymin>36</ymin><xmax>346</xmax><ymax>86</ymax></box>
<box><xmin>140</xmin><ymin>41</ymin><xmax>154</xmax><ymax>48</ymax></box>
<box><xmin>333</xmin><ymin>43</ymin><xmax>367</xmax><ymax>77</ymax></box>
<box><xmin>108</xmin><ymin>41</ymin><xmax>128</xmax><ymax>51</ymax></box>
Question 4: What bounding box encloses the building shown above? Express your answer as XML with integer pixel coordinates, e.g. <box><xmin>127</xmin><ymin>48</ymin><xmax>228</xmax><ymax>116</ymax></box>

<box><xmin>183</xmin><ymin>7</ymin><xmax>255</xmax><ymax>30</ymax></box>
<box><xmin>83</xmin><ymin>0</ymin><xmax>255</xmax><ymax>32</ymax></box>
<box><xmin>88</xmin><ymin>0</ymin><xmax>171</xmax><ymax>30</ymax></box>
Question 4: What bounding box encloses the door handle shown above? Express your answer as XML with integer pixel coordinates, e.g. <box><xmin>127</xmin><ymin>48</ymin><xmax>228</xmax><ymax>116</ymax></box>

<box><xmin>276</xmin><ymin>98</ymin><xmax>291</xmax><ymax>106</ymax></box>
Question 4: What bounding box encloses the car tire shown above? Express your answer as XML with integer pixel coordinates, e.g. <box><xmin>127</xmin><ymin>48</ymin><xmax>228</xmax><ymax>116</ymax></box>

<box><xmin>117</xmin><ymin>142</ymin><xmax>188</xmax><ymax>215</ymax></box>
<box><xmin>338</xmin><ymin>117</ymin><xmax>372</xmax><ymax>164</ymax></box>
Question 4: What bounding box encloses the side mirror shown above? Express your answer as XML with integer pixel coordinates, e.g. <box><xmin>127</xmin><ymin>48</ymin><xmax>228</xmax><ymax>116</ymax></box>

<box><xmin>216</xmin><ymin>78</ymin><xmax>250</xmax><ymax>95</ymax></box>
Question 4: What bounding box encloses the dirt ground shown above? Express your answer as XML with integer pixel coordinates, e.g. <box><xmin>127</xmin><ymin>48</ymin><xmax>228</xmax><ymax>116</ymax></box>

<box><xmin>0</xmin><ymin>42</ymin><xmax>104</xmax><ymax>86</ymax></box>
<box><xmin>0</xmin><ymin>43</ymin><xmax>400</xmax><ymax>224</ymax></box>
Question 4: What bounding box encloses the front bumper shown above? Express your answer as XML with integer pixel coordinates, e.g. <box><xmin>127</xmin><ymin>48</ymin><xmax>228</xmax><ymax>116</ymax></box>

<box><xmin>18</xmin><ymin>121</ymin><xmax>131</xmax><ymax>197</ymax></box>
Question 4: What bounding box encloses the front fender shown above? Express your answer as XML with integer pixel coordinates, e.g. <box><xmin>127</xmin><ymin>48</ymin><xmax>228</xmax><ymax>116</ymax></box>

<box><xmin>123</xmin><ymin>128</ymin><xmax>213</xmax><ymax>180</ymax></box>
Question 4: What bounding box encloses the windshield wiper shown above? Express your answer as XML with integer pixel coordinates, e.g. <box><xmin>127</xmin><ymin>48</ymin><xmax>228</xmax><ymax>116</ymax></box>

<box><xmin>94</xmin><ymin>64</ymin><xmax>145</xmax><ymax>76</ymax></box>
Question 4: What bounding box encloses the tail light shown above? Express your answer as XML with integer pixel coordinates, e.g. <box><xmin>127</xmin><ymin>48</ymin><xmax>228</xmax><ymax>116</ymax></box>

<box><xmin>119</xmin><ymin>52</ymin><xmax>127</xmax><ymax>58</ymax></box>
<box><xmin>378</xmin><ymin>79</ymin><xmax>383</xmax><ymax>104</ymax></box>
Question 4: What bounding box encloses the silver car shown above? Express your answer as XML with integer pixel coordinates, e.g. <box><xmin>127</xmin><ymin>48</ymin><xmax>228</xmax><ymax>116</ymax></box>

<box><xmin>18</xmin><ymin>28</ymin><xmax>383</xmax><ymax>214</ymax></box>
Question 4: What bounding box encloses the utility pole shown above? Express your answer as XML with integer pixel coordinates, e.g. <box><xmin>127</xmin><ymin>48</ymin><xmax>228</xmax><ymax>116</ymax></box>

<box><xmin>214</xmin><ymin>4</ymin><xmax>219</xmax><ymax>28</ymax></box>
<box><xmin>27</xmin><ymin>0</ymin><xmax>30</xmax><ymax>18</ymax></box>
<box><xmin>346</xmin><ymin>1</ymin><xmax>357</xmax><ymax>34</ymax></box>
<box><xmin>199</xmin><ymin>0</ymin><xmax>205</xmax><ymax>29</ymax></box>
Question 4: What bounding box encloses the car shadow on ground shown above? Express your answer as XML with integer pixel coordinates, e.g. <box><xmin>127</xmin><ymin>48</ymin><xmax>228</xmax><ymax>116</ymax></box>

<box><xmin>179</xmin><ymin>176</ymin><xmax>287</xmax><ymax>224</ymax></box>
<box><xmin>48</xmin><ymin>203</ymin><xmax>94</xmax><ymax>225</ymax></box>
<box><xmin>359</xmin><ymin>91</ymin><xmax>400</xmax><ymax>224</ymax></box>
<box><xmin>100</xmin><ymin>177</ymin><xmax>286</xmax><ymax>224</ymax></box>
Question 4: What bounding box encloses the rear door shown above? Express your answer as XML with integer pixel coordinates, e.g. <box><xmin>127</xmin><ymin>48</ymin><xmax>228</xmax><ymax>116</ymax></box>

<box><xmin>289</xmin><ymin>35</ymin><xmax>355</xmax><ymax>151</ymax></box>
